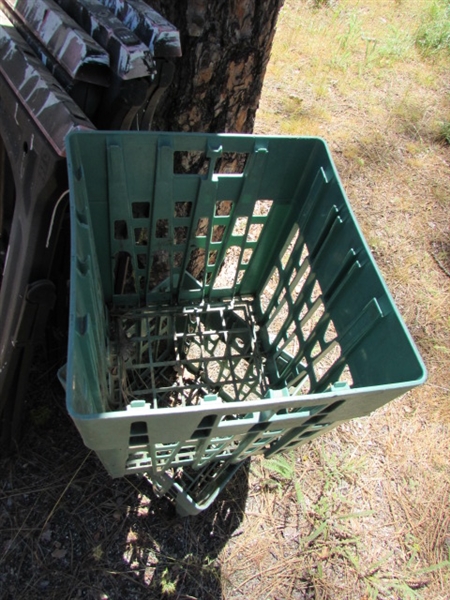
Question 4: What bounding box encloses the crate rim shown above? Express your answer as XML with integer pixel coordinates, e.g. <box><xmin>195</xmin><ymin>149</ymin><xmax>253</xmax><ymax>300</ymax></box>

<box><xmin>66</xmin><ymin>376</ymin><xmax>426</xmax><ymax>421</ymax></box>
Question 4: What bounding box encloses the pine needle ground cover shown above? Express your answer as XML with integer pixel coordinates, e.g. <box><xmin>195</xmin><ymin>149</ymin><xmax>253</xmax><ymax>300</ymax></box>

<box><xmin>1</xmin><ymin>1</ymin><xmax>449</xmax><ymax>598</ymax></box>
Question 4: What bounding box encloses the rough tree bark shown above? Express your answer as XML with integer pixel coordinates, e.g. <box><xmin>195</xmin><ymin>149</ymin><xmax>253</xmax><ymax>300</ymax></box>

<box><xmin>148</xmin><ymin>0</ymin><xmax>285</xmax><ymax>134</ymax></box>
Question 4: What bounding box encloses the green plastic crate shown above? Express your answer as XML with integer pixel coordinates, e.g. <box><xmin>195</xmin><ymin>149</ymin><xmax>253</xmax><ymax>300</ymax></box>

<box><xmin>64</xmin><ymin>131</ymin><xmax>426</xmax><ymax>481</ymax></box>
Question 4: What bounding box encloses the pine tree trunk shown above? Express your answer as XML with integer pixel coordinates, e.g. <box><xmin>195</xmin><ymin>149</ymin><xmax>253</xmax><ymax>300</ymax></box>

<box><xmin>148</xmin><ymin>0</ymin><xmax>284</xmax><ymax>133</ymax></box>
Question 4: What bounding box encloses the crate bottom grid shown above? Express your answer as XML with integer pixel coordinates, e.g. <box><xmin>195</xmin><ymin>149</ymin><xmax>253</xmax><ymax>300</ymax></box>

<box><xmin>108</xmin><ymin>299</ymin><xmax>268</xmax><ymax>411</ymax></box>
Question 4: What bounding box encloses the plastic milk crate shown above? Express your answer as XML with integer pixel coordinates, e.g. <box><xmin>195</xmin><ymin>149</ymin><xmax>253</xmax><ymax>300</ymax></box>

<box><xmin>64</xmin><ymin>131</ymin><xmax>426</xmax><ymax>486</ymax></box>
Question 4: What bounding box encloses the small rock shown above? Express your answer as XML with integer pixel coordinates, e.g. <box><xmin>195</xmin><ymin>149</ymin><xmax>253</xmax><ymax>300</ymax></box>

<box><xmin>40</xmin><ymin>529</ymin><xmax>52</xmax><ymax>543</ymax></box>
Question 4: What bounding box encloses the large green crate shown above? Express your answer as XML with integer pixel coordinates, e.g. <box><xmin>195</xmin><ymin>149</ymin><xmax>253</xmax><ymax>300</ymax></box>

<box><xmin>64</xmin><ymin>131</ymin><xmax>426</xmax><ymax>479</ymax></box>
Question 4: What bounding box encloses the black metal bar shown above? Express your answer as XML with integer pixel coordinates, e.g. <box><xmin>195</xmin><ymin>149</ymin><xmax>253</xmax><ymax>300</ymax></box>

<box><xmin>97</xmin><ymin>0</ymin><xmax>182</xmax><ymax>58</ymax></box>
<box><xmin>2</xmin><ymin>0</ymin><xmax>111</xmax><ymax>85</ymax></box>
<box><xmin>54</xmin><ymin>0</ymin><xmax>156</xmax><ymax>80</ymax></box>
<box><xmin>134</xmin><ymin>59</ymin><xmax>175</xmax><ymax>130</ymax></box>
<box><xmin>0</xmin><ymin>17</ymin><xmax>94</xmax><ymax>156</ymax></box>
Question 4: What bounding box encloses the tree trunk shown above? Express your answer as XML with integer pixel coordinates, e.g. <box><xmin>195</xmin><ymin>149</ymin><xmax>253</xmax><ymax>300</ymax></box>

<box><xmin>148</xmin><ymin>0</ymin><xmax>284</xmax><ymax>134</ymax></box>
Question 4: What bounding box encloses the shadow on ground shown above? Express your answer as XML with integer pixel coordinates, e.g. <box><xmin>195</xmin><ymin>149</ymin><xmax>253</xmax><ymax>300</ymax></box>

<box><xmin>0</xmin><ymin>367</ymin><xmax>249</xmax><ymax>600</ymax></box>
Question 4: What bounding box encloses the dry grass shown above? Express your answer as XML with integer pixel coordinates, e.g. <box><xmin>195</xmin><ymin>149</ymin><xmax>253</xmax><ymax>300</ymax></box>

<box><xmin>1</xmin><ymin>1</ymin><xmax>450</xmax><ymax>598</ymax></box>
<box><xmin>253</xmin><ymin>0</ymin><xmax>450</xmax><ymax>597</ymax></box>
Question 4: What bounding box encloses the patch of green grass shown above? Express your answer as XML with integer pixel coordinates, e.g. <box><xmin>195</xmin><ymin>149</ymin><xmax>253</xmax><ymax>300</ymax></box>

<box><xmin>438</xmin><ymin>120</ymin><xmax>450</xmax><ymax>143</ymax></box>
<box><xmin>416</xmin><ymin>0</ymin><xmax>450</xmax><ymax>55</ymax></box>
<box><xmin>312</xmin><ymin>0</ymin><xmax>334</xmax><ymax>8</ymax></box>
<box><xmin>373</xmin><ymin>25</ymin><xmax>415</xmax><ymax>66</ymax></box>
<box><xmin>262</xmin><ymin>452</ymin><xmax>306</xmax><ymax>505</ymax></box>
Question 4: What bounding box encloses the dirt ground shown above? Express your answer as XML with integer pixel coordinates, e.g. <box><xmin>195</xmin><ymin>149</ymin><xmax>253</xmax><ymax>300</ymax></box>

<box><xmin>1</xmin><ymin>1</ymin><xmax>450</xmax><ymax>599</ymax></box>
